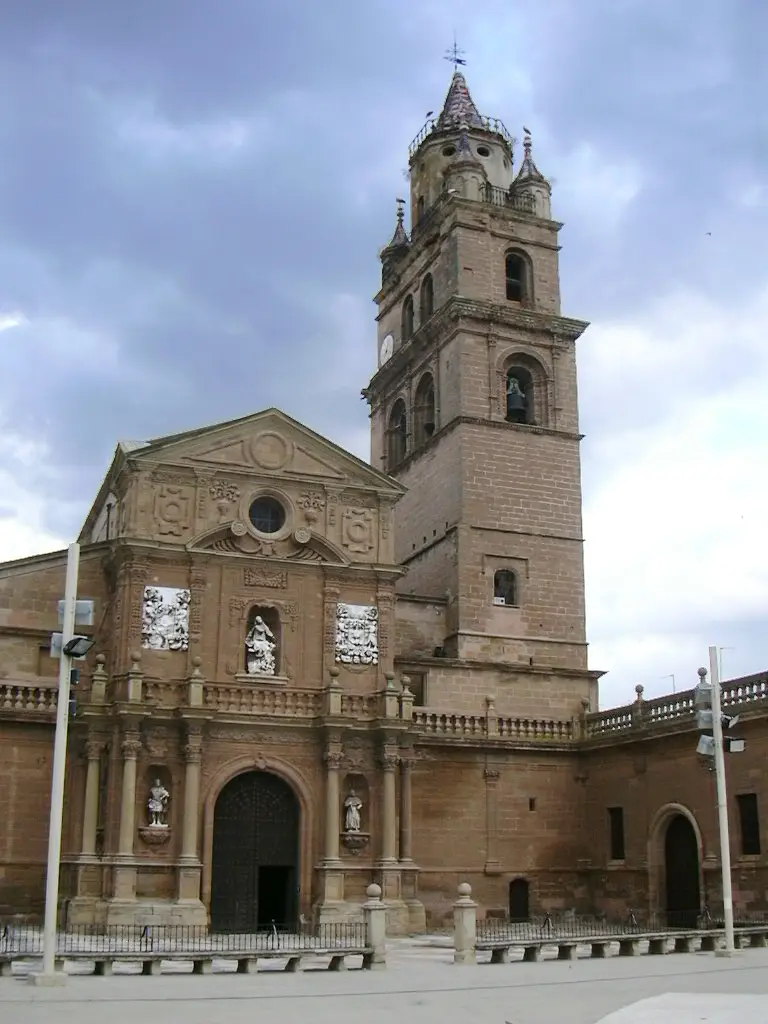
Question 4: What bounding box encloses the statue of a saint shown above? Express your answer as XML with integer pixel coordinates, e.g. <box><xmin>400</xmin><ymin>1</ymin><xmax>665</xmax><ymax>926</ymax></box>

<box><xmin>148</xmin><ymin>778</ymin><xmax>170</xmax><ymax>828</ymax></box>
<box><xmin>245</xmin><ymin>615</ymin><xmax>277</xmax><ymax>675</ymax></box>
<box><xmin>344</xmin><ymin>790</ymin><xmax>363</xmax><ymax>833</ymax></box>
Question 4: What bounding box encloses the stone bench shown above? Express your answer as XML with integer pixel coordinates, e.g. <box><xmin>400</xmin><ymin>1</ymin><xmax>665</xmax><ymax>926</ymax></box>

<box><xmin>1</xmin><ymin>947</ymin><xmax>371</xmax><ymax>977</ymax></box>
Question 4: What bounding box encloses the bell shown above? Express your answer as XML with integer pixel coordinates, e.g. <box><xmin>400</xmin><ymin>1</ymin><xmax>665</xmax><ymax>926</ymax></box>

<box><xmin>506</xmin><ymin>391</ymin><xmax>526</xmax><ymax>413</ymax></box>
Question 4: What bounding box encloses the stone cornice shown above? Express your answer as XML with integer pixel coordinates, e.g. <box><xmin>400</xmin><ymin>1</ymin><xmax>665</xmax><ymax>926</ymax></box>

<box><xmin>365</xmin><ymin>296</ymin><xmax>589</xmax><ymax>402</ymax></box>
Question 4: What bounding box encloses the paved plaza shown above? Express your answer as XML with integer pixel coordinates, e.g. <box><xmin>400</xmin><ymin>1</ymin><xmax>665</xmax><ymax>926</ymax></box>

<box><xmin>2</xmin><ymin>940</ymin><xmax>767</xmax><ymax>1024</ymax></box>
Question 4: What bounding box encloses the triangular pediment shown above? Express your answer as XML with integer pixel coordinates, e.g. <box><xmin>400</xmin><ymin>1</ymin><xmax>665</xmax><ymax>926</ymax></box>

<box><xmin>131</xmin><ymin>407</ymin><xmax>403</xmax><ymax>498</ymax></box>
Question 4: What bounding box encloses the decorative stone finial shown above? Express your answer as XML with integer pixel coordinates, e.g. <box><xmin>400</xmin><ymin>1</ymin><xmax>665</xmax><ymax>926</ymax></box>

<box><xmin>385</xmin><ymin>673</ymin><xmax>395</xmax><ymax>690</ymax></box>
<box><xmin>635</xmin><ymin>684</ymin><xmax>644</xmax><ymax>697</ymax></box>
<box><xmin>129</xmin><ymin>651</ymin><xmax>142</xmax><ymax>671</ymax></box>
<box><xmin>366</xmin><ymin>883</ymin><xmax>382</xmax><ymax>900</ymax></box>
<box><xmin>698</xmin><ymin>666</ymin><xmax>708</xmax><ymax>679</ymax></box>
<box><xmin>457</xmin><ymin>882</ymin><xmax>472</xmax><ymax>898</ymax></box>
<box><xmin>95</xmin><ymin>653</ymin><xmax>106</xmax><ymax>667</ymax></box>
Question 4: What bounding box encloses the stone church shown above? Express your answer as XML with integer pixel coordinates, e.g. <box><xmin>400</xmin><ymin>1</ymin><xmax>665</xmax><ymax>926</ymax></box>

<box><xmin>1</xmin><ymin>71</ymin><xmax>767</xmax><ymax>933</ymax></box>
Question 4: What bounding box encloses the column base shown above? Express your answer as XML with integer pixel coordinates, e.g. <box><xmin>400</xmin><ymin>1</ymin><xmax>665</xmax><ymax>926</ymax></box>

<box><xmin>177</xmin><ymin>860</ymin><xmax>203</xmax><ymax>902</ymax></box>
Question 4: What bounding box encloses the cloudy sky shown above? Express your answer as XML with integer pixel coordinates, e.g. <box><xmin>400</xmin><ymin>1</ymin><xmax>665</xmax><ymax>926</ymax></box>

<box><xmin>1</xmin><ymin>0</ymin><xmax>766</xmax><ymax>708</ymax></box>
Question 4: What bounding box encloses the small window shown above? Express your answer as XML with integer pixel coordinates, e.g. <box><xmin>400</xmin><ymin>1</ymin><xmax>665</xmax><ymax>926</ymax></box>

<box><xmin>608</xmin><ymin>807</ymin><xmax>625</xmax><ymax>860</ymax></box>
<box><xmin>477</xmin><ymin>145</ymin><xmax>491</xmax><ymax>158</ymax></box>
<box><xmin>420</xmin><ymin>273</ymin><xmax>434</xmax><ymax>320</ymax></box>
<box><xmin>442</xmin><ymin>145</ymin><xmax>456</xmax><ymax>157</ymax></box>
<box><xmin>505</xmin><ymin>252</ymin><xmax>528</xmax><ymax>303</ymax></box>
<box><xmin>737</xmin><ymin>794</ymin><xmax>761</xmax><ymax>855</ymax></box>
<box><xmin>416</xmin><ymin>196</ymin><xmax>425</xmax><ymax>223</ymax></box>
<box><xmin>249</xmin><ymin>496</ymin><xmax>285</xmax><ymax>535</ymax></box>
<box><xmin>401</xmin><ymin>295</ymin><xmax>414</xmax><ymax>342</ymax></box>
<box><xmin>505</xmin><ymin>366</ymin><xmax>534</xmax><ymax>425</ymax></box>
<box><xmin>493</xmin><ymin>570</ymin><xmax>517</xmax><ymax>607</ymax></box>
<box><xmin>387</xmin><ymin>399</ymin><xmax>407</xmax><ymax>470</ymax></box>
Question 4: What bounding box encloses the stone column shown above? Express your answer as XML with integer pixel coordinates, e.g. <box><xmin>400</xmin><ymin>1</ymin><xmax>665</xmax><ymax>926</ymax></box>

<box><xmin>112</xmin><ymin>731</ymin><xmax>141</xmax><ymax>908</ymax></box>
<box><xmin>181</xmin><ymin>728</ymin><xmax>204</xmax><ymax>860</ymax></box>
<box><xmin>323</xmin><ymin>749</ymin><xmax>344</xmax><ymax>862</ymax></box>
<box><xmin>177</xmin><ymin>724</ymin><xmax>207</xmax><ymax>919</ymax></box>
<box><xmin>453</xmin><ymin>882</ymin><xmax>478</xmax><ymax>965</ymax></box>
<box><xmin>117</xmin><ymin>734</ymin><xmax>141</xmax><ymax>856</ymax></box>
<box><xmin>379</xmin><ymin>750</ymin><xmax>399</xmax><ymax>863</ymax></box>
<box><xmin>483</xmin><ymin>767</ymin><xmax>501</xmax><ymax>875</ymax></box>
<box><xmin>399</xmin><ymin>757</ymin><xmax>413</xmax><ymax>863</ymax></box>
<box><xmin>81</xmin><ymin>739</ymin><xmax>103</xmax><ymax>856</ymax></box>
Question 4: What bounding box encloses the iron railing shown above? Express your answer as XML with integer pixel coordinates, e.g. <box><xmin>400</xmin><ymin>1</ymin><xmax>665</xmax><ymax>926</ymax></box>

<box><xmin>0</xmin><ymin>921</ymin><xmax>368</xmax><ymax>956</ymax></box>
<box><xmin>475</xmin><ymin>908</ymin><xmax>768</xmax><ymax>943</ymax></box>
<box><xmin>409</xmin><ymin>116</ymin><xmax>515</xmax><ymax>158</ymax></box>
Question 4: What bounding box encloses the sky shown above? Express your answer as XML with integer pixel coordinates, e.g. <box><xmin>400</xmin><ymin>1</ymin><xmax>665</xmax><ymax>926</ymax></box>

<box><xmin>0</xmin><ymin>0</ymin><xmax>766</xmax><ymax>709</ymax></box>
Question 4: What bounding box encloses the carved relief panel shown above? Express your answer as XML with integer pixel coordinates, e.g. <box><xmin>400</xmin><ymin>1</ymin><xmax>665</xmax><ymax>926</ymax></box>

<box><xmin>151</xmin><ymin>472</ymin><xmax>195</xmax><ymax>539</ymax></box>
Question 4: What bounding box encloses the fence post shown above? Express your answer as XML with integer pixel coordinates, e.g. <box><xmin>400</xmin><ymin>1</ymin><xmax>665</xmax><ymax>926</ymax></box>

<box><xmin>363</xmin><ymin>883</ymin><xmax>387</xmax><ymax>970</ymax></box>
<box><xmin>453</xmin><ymin>882</ymin><xmax>477</xmax><ymax>965</ymax></box>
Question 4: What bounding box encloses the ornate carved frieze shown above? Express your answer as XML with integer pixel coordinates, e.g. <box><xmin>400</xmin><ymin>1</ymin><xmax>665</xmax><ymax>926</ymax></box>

<box><xmin>379</xmin><ymin>505</ymin><xmax>392</xmax><ymax>540</ymax></box>
<box><xmin>244</xmin><ymin>568</ymin><xmax>288</xmax><ymax>589</ymax></box>
<box><xmin>324</xmin><ymin>750</ymin><xmax>346</xmax><ymax>771</ymax></box>
<box><xmin>377</xmin><ymin>750</ymin><xmax>400</xmax><ymax>772</ymax></box>
<box><xmin>183</xmin><ymin>726</ymin><xmax>204</xmax><ymax>764</ymax></box>
<box><xmin>128</xmin><ymin>566</ymin><xmax>149</xmax><ymax>646</ymax></box>
<box><xmin>154</xmin><ymin>484</ymin><xmax>193</xmax><ymax>537</ymax></box>
<box><xmin>142</xmin><ymin>727</ymin><xmax>169</xmax><ymax>760</ymax></box>
<box><xmin>342</xmin><ymin>507</ymin><xmax>375</xmax><ymax>554</ymax></box>
<box><xmin>121</xmin><ymin>735</ymin><xmax>142</xmax><ymax>759</ymax></box>
<box><xmin>297</xmin><ymin>490</ymin><xmax>326</xmax><ymax>524</ymax></box>
<box><xmin>188</xmin><ymin>571</ymin><xmax>207</xmax><ymax>639</ymax></box>
<box><xmin>323</xmin><ymin>585</ymin><xmax>341</xmax><ymax>653</ymax></box>
<box><xmin>335</xmin><ymin>603</ymin><xmax>379</xmax><ymax>666</ymax></box>
<box><xmin>325</xmin><ymin>490</ymin><xmax>340</xmax><ymax>527</ymax></box>
<box><xmin>229</xmin><ymin>597</ymin><xmax>247</xmax><ymax>628</ymax></box>
<box><xmin>376</xmin><ymin>591</ymin><xmax>393</xmax><ymax>661</ymax></box>
<box><xmin>151</xmin><ymin>470</ymin><xmax>193</xmax><ymax>486</ymax></box>
<box><xmin>141</xmin><ymin>586</ymin><xmax>191</xmax><ymax>651</ymax></box>
<box><xmin>210</xmin><ymin>480</ymin><xmax>241</xmax><ymax>503</ymax></box>
<box><xmin>340</xmin><ymin>489</ymin><xmax>378</xmax><ymax>509</ymax></box>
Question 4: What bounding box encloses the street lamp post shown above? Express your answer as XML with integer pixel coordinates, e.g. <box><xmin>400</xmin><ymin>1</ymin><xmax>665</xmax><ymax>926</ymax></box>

<box><xmin>33</xmin><ymin>543</ymin><xmax>81</xmax><ymax>984</ymax></box>
<box><xmin>708</xmin><ymin>645</ymin><xmax>735</xmax><ymax>956</ymax></box>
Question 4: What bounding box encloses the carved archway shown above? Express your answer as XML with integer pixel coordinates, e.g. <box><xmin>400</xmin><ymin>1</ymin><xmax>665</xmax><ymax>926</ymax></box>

<box><xmin>647</xmin><ymin>802</ymin><xmax>704</xmax><ymax>923</ymax></box>
<box><xmin>201</xmin><ymin>755</ymin><xmax>315</xmax><ymax>924</ymax></box>
<box><xmin>495</xmin><ymin>349</ymin><xmax>552</xmax><ymax>427</ymax></box>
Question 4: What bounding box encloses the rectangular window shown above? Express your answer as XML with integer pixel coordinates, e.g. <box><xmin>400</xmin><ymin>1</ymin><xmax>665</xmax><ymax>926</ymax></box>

<box><xmin>608</xmin><ymin>807</ymin><xmax>625</xmax><ymax>861</ymax></box>
<box><xmin>736</xmin><ymin>793</ymin><xmax>761</xmax><ymax>855</ymax></box>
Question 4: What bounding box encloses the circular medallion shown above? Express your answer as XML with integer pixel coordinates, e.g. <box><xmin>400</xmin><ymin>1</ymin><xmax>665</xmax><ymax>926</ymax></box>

<box><xmin>294</xmin><ymin>527</ymin><xmax>311</xmax><ymax>545</ymax></box>
<box><xmin>250</xmin><ymin>431</ymin><xmax>293</xmax><ymax>470</ymax></box>
<box><xmin>230</xmin><ymin>520</ymin><xmax>247</xmax><ymax>537</ymax></box>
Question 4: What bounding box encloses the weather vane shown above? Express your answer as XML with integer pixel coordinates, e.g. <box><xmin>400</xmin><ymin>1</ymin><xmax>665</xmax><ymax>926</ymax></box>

<box><xmin>444</xmin><ymin>34</ymin><xmax>466</xmax><ymax>70</ymax></box>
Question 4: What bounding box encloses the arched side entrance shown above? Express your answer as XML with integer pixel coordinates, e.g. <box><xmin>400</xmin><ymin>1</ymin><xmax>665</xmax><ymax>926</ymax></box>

<box><xmin>664</xmin><ymin>814</ymin><xmax>701</xmax><ymax>928</ymax></box>
<box><xmin>508</xmin><ymin>878</ymin><xmax>530</xmax><ymax>922</ymax></box>
<box><xmin>211</xmin><ymin>770</ymin><xmax>300</xmax><ymax>932</ymax></box>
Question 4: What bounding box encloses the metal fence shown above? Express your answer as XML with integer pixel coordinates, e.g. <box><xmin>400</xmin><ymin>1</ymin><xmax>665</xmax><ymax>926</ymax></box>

<box><xmin>475</xmin><ymin>908</ymin><xmax>768</xmax><ymax>943</ymax></box>
<box><xmin>0</xmin><ymin>921</ymin><xmax>368</xmax><ymax>956</ymax></box>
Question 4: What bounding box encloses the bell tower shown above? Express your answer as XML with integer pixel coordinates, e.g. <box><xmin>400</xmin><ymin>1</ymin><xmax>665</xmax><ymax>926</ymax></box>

<box><xmin>364</xmin><ymin>69</ymin><xmax>596</xmax><ymax>715</ymax></box>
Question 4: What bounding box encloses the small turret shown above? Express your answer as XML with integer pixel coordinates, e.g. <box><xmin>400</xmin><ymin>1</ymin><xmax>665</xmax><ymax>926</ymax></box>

<box><xmin>511</xmin><ymin>130</ymin><xmax>552</xmax><ymax>219</ymax></box>
<box><xmin>379</xmin><ymin>199</ymin><xmax>410</xmax><ymax>285</ymax></box>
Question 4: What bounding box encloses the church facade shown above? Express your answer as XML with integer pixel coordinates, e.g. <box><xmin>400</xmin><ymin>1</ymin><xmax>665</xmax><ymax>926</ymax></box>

<box><xmin>1</xmin><ymin>72</ymin><xmax>767</xmax><ymax>933</ymax></box>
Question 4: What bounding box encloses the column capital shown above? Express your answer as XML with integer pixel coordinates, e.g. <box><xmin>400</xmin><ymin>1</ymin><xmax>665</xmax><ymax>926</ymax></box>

<box><xmin>324</xmin><ymin>750</ymin><xmax>346</xmax><ymax>771</ymax></box>
<box><xmin>84</xmin><ymin>738</ymin><xmax>105</xmax><ymax>761</ymax></box>
<box><xmin>378</xmin><ymin>750</ymin><xmax>400</xmax><ymax>772</ymax></box>
<box><xmin>121</xmin><ymin>735</ymin><xmax>142</xmax><ymax>759</ymax></box>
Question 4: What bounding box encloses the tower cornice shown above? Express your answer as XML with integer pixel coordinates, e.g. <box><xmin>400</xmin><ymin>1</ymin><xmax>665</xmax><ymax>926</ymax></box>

<box><xmin>365</xmin><ymin>295</ymin><xmax>589</xmax><ymax>400</ymax></box>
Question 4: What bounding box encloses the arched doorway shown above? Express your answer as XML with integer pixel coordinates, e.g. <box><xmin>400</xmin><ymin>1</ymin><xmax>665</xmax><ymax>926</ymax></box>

<box><xmin>211</xmin><ymin>771</ymin><xmax>300</xmax><ymax>932</ymax></box>
<box><xmin>508</xmin><ymin>878</ymin><xmax>530</xmax><ymax>922</ymax></box>
<box><xmin>664</xmin><ymin>814</ymin><xmax>700</xmax><ymax>928</ymax></box>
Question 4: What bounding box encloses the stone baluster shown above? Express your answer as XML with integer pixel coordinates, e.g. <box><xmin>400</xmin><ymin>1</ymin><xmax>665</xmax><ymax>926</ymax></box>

<box><xmin>90</xmin><ymin>654</ymin><xmax>108</xmax><ymax>704</ymax></box>
<box><xmin>126</xmin><ymin>651</ymin><xmax>143</xmax><ymax>704</ymax></box>
<box><xmin>117</xmin><ymin>732</ymin><xmax>142</xmax><ymax>856</ymax></box>
<box><xmin>379</xmin><ymin>748</ymin><xmax>399</xmax><ymax>863</ymax></box>
<box><xmin>81</xmin><ymin>738</ymin><xmax>104</xmax><ymax>856</ymax></box>
<box><xmin>323</xmin><ymin>748</ymin><xmax>345</xmax><ymax>862</ymax></box>
<box><xmin>186</xmin><ymin>656</ymin><xmax>204</xmax><ymax>708</ymax></box>
<box><xmin>400</xmin><ymin>676</ymin><xmax>414</xmax><ymax>722</ymax></box>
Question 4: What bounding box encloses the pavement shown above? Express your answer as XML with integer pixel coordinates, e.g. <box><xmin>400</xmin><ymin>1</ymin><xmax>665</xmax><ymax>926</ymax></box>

<box><xmin>2</xmin><ymin>939</ymin><xmax>767</xmax><ymax>1023</ymax></box>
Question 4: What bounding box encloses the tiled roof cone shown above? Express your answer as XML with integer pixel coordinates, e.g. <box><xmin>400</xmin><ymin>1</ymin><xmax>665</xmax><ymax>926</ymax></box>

<box><xmin>437</xmin><ymin>71</ymin><xmax>484</xmax><ymax>129</ymax></box>
<box><xmin>515</xmin><ymin>130</ymin><xmax>549</xmax><ymax>185</ymax></box>
<box><xmin>381</xmin><ymin>200</ymin><xmax>409</xmax><ymax>255</ymax></box>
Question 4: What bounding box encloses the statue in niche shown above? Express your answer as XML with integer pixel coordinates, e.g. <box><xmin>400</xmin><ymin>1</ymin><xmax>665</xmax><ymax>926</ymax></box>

<box><xmin>245</xmin><ymin>615</ymin><xmax>277</xmax><ymax>676</ymax></box>
<box><xmin>344</xmin><ymin>789</ymin><xmax>363</xmax><ymax>833</ymax></box>
<box><xmin>147</xmin><ymin>778</ymin><xmax>170</xmax><ymax>828</ymax></box>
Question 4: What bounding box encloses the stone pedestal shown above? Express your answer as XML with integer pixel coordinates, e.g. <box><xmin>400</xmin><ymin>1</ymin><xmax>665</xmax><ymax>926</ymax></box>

<box><xmin>453</xmin><ymin>882</ymin><xmax>478</xmax><ymax>965</ymax></box>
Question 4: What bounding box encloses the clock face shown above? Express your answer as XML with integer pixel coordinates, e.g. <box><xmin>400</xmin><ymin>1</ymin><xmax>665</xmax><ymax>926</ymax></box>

<box><xmin>379</xmin><ymin>333</ymin><xmax>394</xmax><ymax>367</ymax></box>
